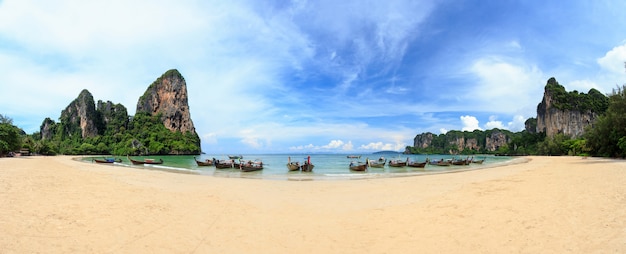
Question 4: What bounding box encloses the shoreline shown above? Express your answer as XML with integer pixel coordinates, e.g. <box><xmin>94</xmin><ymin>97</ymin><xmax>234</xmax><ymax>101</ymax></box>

<box><xmin>1</xmin><ymin>155</ymin><xmax>624</xmax><ymax>253</ymax></box>
<box><xmin>75</xmin><ymin>154</ymin><xmax>527</xmax><ymax>181</ymax></box>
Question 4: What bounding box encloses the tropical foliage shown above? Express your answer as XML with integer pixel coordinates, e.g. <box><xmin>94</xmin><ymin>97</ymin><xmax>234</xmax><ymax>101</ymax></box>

<box><xmin>585</xmin><ymin>85</ymin><xmax>626</xmax><ymax>157</ymax></box>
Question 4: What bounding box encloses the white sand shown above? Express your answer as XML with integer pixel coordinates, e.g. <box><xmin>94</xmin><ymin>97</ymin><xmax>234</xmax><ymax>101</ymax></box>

<box><xmin>1</xmin><ymin>156</ymin><xmax>624</xmax><ymax>253</ymax></box>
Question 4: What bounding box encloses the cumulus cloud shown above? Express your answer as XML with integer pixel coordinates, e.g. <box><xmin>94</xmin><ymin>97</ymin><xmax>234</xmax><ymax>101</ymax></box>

<box><xmin>597</xmin><ymin>43</ymin><xmax>626</xmax><ymax>74</ymax></box>
<box><xmin>468</xmin><ymin>57</ymin><xmax>544</xmax><ymax>115</ymax></box>
<box><xmin>359</xmin><ymin>141</ymin><xmax>406</xmax><ymax>151</ymax></box>
<box><xmin>460</xmin><ymin>115</ymin><xmax>482</xmax><ymax>131</ymax></box>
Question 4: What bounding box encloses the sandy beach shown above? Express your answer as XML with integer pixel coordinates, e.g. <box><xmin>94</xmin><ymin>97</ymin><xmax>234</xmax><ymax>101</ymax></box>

<box><xmin>0</xmin><ymin>156</ymin><xmax>624</xmax><ymax>253</ymax></box>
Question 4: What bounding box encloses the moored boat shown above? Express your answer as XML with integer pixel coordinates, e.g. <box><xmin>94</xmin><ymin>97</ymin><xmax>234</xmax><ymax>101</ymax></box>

<box><xmin>451</xmin><ymin>158</ymin><xmax>470</xmax><ymax>166</ymax></box>
<box><xmin>470</xmin><ymin>157</ymin><xmax>485</xmax><ymax>164</ymax></box>
<box><xmin>240</xmin><ymin>160</ymin><xmax>263</xmax><ymax>172</ymax></box>
<box><xmin>194</xmin><ymin>157</ymin><xmax>214</xmax><ymax>166</ymax></box>
<box><xmin>215</xmin><ymin>159</ymin><xmax>235</xmax><ymax>169</ymax></box>
<box><xmin>286</xmin><ymin>156</ymin><xmax>300</xmax><ymax>171</ymax></box>
<box><xmin>429</xmin><ymin>159</ymin><xmax>451</xmax><ymax>166</ymax></box>
<box><xmin>346</xmin><ymin>155</ymin><xmax>361</xmax><ymax>159</ymax></box>
<box><xmin>388</xmin><ymin>157</ymin><xmax>409</xmax><ymax>167</ymax></box>
<box><xmin>367</xmin><ymin>157</ymin><xmax>387</xmax><ymax>168</ymax></box>
<box><xmin>301</xmin><ymin>156</ymin><xmax>314</xmax><ymax>172</ymax></box>
<box><xmin>407</xmin><ymin>160</ymin><xmax>427</xmax><ymax>168</ymax></box>
<box><xmin>94</xmin><ymin>158</ymin><xmax>121</xmax><ymax>164</ymax></box>
<box><xmin>349</xmin><ymin>161</ymin><xmax>368</xmax><ymax>171</ymax></box>
<box><xmin>127</xmin><ymin>155</ymin><xmax>163</xmax><ymax>165</ymax></box>
<box><xmin>228</xmin><ymin>155</ymin><xmax>243</xmax><ymax>160</ymax></box>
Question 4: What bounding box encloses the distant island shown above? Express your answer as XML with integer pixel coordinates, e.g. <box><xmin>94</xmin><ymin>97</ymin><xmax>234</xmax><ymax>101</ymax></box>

<box><xmin>372</xmin><ymin>151</ymin><xmax>402</xmax><ymax>154</ymax></box>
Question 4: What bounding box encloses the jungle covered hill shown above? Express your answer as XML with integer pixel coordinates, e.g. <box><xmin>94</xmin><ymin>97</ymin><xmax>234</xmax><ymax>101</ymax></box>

<box><xmin>0</xmin><ymin>69</ymin><xmax>201</xmax><ymax>156</ymax></box>
<box><xmin>406</xmin><ymin>78</ymin><xmax>626</xmax><ymax>158</ymax></box>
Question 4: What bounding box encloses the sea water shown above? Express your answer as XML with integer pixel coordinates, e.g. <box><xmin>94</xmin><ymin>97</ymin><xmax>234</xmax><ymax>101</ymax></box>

<box><xmin>83</xmin><ymin>153</ymin><xmax>519</xmax><ymax>180</ymax></box>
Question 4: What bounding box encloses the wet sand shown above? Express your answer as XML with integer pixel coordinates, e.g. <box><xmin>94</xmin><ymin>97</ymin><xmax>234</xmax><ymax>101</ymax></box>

<box><xmin>1</xmin><ymin>156</ymin><xmax>624</xmax><ymax>253</ymax></box>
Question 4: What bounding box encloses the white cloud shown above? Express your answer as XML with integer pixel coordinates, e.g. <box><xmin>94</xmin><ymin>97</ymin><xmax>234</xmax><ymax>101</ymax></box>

<box><xmin>359</xmin><ymin>141</ymin><xmax>406</xmax><ymax>151</ymax></box>
<box><xmin>597</xmin><ymin>43</ymin><xmax>626</xmax><ymax>74</ymax></box>
<box><xmin>484</xmin><ymin>115</ymin><xmax>527</xmax><ymax>132</ymax></box>
<box><xmin>468</xmin><ymin>56</ymin><xmax>544</xmax><ymax>115</ymax></box>
<box><xmin>460</xmin><ymin>115</ymin><xmax>482</xmax><ymax>131</ymax></box>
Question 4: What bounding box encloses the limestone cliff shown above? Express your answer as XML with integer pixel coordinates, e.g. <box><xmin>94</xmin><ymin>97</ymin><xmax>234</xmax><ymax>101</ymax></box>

<box><xmin>59</xmin><ymin>89</ymin><xmax>99</xmax><ymax>138</ymax></box>
<box><xmin>536</xmin><ymin>78</ymin><xmax>607</xmax><ymax>138</ymax></box>
<box><xmin>97</xmin><ymin>100</ymin><xmax>129</xmax><ymax>132</ymax></box>
<box><xmin>412</xmin><ymin>130</ymin><xmax>508</xmax><ymax>153</ymax></box>
<box><xmin>136</xmin><ymin>69</ymin><xmax>198</xmax><ymax>135</ymax></box>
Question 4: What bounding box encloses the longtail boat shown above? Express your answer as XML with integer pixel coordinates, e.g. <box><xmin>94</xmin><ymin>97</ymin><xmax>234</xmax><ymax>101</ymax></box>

<box><xmin>215</xmin><ymin>159</ymin><xmax>235</xmax><ymax>169</ymax></box>
<box><xmin>349</xmin><ymin>161</ymin><xmax>368</xmax><ymax>171</ymax></box>
<box><xmin>240</xmin><ymin>160</ymin><xmax>263</xmax><ymax>172</ymax></box>
<box><xmin>127</xmin><ymin>155</ymin><xmax>163</xmax><ymax>165</ymax></box>
<box><xmin>388</xmin><ymin>157</ymin><xmax>409</xmax><ymax>167</ymax></box>
<box><xmin>286</xmin><ymin>156</ymin><xmax>300</xmax><ymax>171</ymax></box>
<box><xmin>407</xmin><ymin>160</ymin><xmax>427</xmax><ymax>168</ymax></box>
<box><xmin>93</xmin><ymin>158</ymin><xmax>122</xmax><ymax>164</ymax></box>
<box><xmin>194</xmin><ymin>157</ymin><xmax>214</xmax><ymax>166</ymax></box>
<box><xmin>367</xmin><ymin>157</ymin><xmax>386</xmax><ymax>168</ymax></box>
<box><xmin>301</xmin><ymin>156</ymin><xmax>314</xmax><ymax>172</ymax></box>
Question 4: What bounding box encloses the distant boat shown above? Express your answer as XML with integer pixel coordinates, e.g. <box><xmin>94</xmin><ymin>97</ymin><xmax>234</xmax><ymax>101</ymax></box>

<box><xmin>367</xmin><ymin>157</ymin><xmax>387</xmax><ymax>168</ymax></box>
<box><xmin>451</xmin><ymin>158</ymin><xmax>470</xmax><ymax>166</ymax></box>
<box><xmin>470</xmin><ymin>157</ymin><xmax>485</xmax><ymax>164</ymax></box>
<box><xmin>301</xmin><ymin>156</ymin><xmax>314</xmax><ymax>172</ymax></box>
<box><xmin>346</xmin><ymin>155</ymin><xmax>361</xmax><ymax>159</ymax></box>
<box><xmin>127</xmin><ymin>155</ymin><xmax>163</xmax><ymax>165</ymax></box>
<box><xmin>240</xmin><ymin>160</ymin><xmax>263</xmax><ymax>172</ymax></box>
<box><xmin>388</xmin><ymin>157</ymin><xmax>409</xmax><ymax>167</ymax></box>
<box><xmin>93</xmin><ymin>157</ymin><xmax>121</xmax><ymax>164</ymax></box>
<box><xmin>407</xmin><ymin>159</ymin><xmax>427</xmax><ymax>168</ymax></box>
<box><xmin>286</xmin><ymin>156</ymin><xmax>301</xmax><ymax>171</ymax></box>
<box><xmin>429</xmin><ymin>159</ymin><xmax>451</xmax><ymax>166</ymax></box>
<box><xmin>349</xmin><ymin>160</ymin><xmax>368</xmax><ymax>171</ymax></box>
<box><xmin>215</xmin><ymin>159</ymin><xmax>235</xmax><ymax>169</ymax></box>
<box><xmin>228</xmin><ymin>155</ymin><xmax>243</xmax><ymax>159</ymax></box>
<box><xmin>194</xmin><ymin>157</ymin><xmax>214</xmax><ymax>166</ymax></box>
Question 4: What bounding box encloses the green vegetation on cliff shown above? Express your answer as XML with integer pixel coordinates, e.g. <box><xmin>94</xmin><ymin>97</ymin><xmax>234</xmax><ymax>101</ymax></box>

<box><xmin>543</xmin><ymin>77</ymin><xmax>609</xmax><ymax>112</ymax></box>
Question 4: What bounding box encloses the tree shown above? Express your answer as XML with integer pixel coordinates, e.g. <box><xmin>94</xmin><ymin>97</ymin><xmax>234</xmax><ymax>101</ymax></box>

<box><xmin>585</xmin><ymin>85</ymin><xmax>626</xmax><ymax>157</ymax></box>
<box><xmin>0</xmin><ymin>123</ymin><xmax>22</xmax><ymax>155</ymax></box>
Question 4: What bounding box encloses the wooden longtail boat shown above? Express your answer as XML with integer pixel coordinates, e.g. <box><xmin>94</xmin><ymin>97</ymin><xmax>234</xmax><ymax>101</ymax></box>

<box><xmin>407</xmin><ymin>160</ymin><xmax>427</xmax><ymax>168</ymax></box>
<box><xmin>301</xmin><ymin>156</ymin><xmax>314</xmax><ymax>172</ymax></box>
<box><xmin>215</xmin><ymin>160</ymin><xmax>235</xmax><ymax>169</ymax></box>
<box><xmin>240</xmin><ymin>160</ymin><xmax>263</xmax><ymax>172</ymax></box>
<box><xmin>470</xmin><ymin>157</ymin><xmax>485</xmax><ymax>164</ymax></box>
<box><xmin>287</xmin><ymin>156</ymin><xmax>300</xmax><ymax>171</ymax></box>
<box><xmin>127</xmin><ymin>155</ymin><xmax>163</xmax><ymax>165</ymax></box>
<box><xmin>429</xmin><ymin>159</ymin><xmax>451</xmax><ymax>166</ymax></box>
<box><xmin>451</xmin><ymin>158</ymin><xmax>469</xmax><ymax>165</ymax></box>
<box><xmin>367</xmin><ymin>157</ymin><xmax>387</xmax><ymax>168</ymax></box>
<box><xmin>194</xmin><ymin>157</ymin><xmax>214</xmax><ymax>166</ymax></box>
<box><xmin>228</xmin><ymin>155</ymin><xmax>243</xmax><ymax>160</ymax></box>
<box><xmin>388</xmin><ymin>158</ymin><xmax>409</xmax><ymax>167</ymax></box>
<box><xmin>93</xmin><ymin>158</ymin><xmax>122</xmax><ymax>164</ymax></box>
<box><xmin>349</xmin><ymin>161</ymin><xmax>368</xmax><ymax>171</ymax></box>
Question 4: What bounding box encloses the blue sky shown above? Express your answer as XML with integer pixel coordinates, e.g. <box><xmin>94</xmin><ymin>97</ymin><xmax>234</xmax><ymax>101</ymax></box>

<box><xmin>1</xmin><ymin>0</ymin><xmax>625</xmax><ymax>154</ymax></box>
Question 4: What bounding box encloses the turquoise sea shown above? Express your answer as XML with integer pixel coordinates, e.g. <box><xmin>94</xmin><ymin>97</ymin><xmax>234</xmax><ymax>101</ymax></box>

<box><xmin>82</xmin><ymin>153</ymin><xmax>519</xmax><ymax>180</ymax></box>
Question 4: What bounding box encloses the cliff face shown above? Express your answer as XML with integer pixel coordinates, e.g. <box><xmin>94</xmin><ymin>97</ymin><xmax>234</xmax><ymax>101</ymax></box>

<box><xmin>536</xmin><ymin>78</ymin><xmax>603</xmax><ymax>138</ymax></box>
<box><xmin>485</xmin><ymin>131</ymin><xmax>509</xmax><ymax>151</ymax></box>
<box><xmin>413</xmin><ymin>132</ymin><xmax>434</xmax><ymax>149</ymax></box>
<box><xmin>40</xmin><ymin>118</ymin><xmax>55</xmax><ymax>140</ymax></box>
<box><xmin>136</xmin><ymin>69</ymin><xmax>197</xmax><ymax>135</ymax></box>
<box><xmin>413</xmin><ymin>130</ymin><xmax>507</xmax><ymax>153</ymax></box>
<box><xmin>97</xmin><ymin>100</ymin><xmax>128</xmax><ymax>131</ymax></box>
<box><xmin>59</xmin><ymin>89</ymin><xmax>99</xmax><ymax>138</ymax></box>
